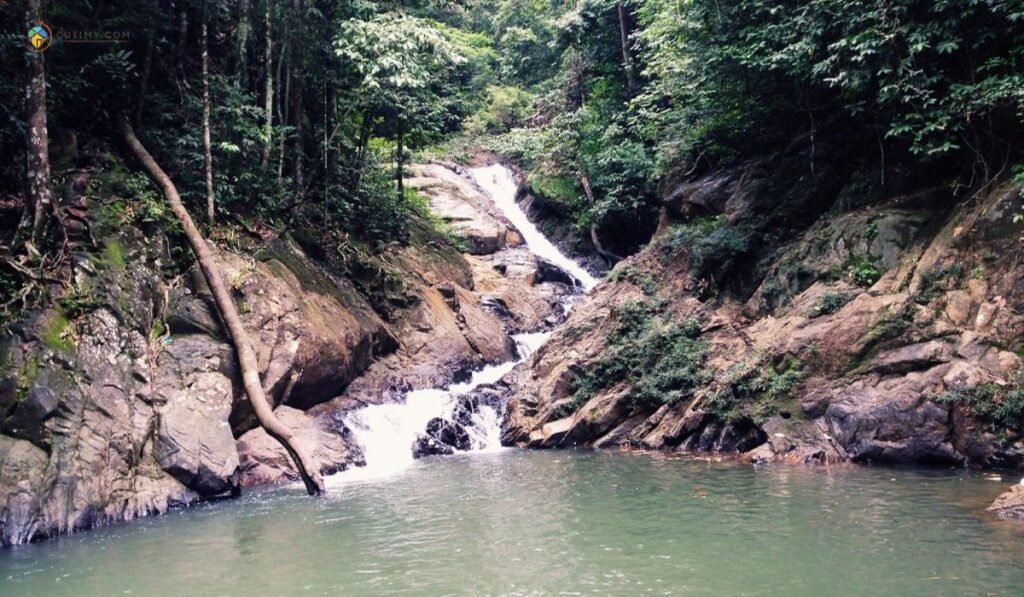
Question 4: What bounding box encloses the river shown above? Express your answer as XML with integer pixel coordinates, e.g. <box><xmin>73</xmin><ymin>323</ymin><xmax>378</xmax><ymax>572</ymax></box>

<box><xmin>1</xmin><ymin>452</ymin><xmax>1023</xmax><ymax>595</ymax></box>
<box><xmin>2</xmin><ymin>165</ymin><xmax>1023</xmax><ymax>595</ymax></box>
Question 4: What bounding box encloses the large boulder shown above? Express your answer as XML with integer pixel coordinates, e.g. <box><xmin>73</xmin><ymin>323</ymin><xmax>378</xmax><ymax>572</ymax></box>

<box><xmin>236</xmin><ymin>406</ymin><xmax>360</xmax><ymax>486</ymax></box>
<box><xmin>407</xmin><ymin>164</ymin><xmax>511</xmax><ymax>255</ymax></box>
<box><xmin>152</xmin><ymin>336</ymin><xmax>240</xmax><ymax>496</ymax></box>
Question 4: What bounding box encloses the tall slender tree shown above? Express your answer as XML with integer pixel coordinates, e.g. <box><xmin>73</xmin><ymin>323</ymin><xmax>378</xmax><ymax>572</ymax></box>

<box><xmin>289</xmin><ymin>0</ymin><xmax>305</xmax><ymax>196</ymax></box>
<box><xmin>201</xmin><ymin>0</ymin><xmax>215</xmax><ymax>226</ymax></box>
<box><xmin>25</xmin><ymin>0</ymin><xmax>54</xmax><ymax>246</ymax></box>
<box><xmin>236</xmin><ymin>0</ymin><xmax>251</xmax><ymax>88</ymax></box>
<box><xmin>260</xmin><ymin>0</ymin><xmax>273</xmax><ymax>169</ymax></box>
<box><xmin>617</xmin><ymin>2</ymin><xmax>636</xmax><ymax>94</ymax></box>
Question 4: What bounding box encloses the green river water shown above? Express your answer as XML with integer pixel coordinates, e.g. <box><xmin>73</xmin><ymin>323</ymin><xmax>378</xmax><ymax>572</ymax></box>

<box><xmin>1</xmin><ymin>450</ymin><xmax>1023</xmax><ymax>596</ymax></box>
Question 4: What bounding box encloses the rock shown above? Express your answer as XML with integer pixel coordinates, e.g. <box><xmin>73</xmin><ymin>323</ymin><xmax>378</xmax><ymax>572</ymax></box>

<box><xmin>407</xmin><ymin>164</ymin><xmax>509</xmax><ymax>255</ymax></box>
<box><xmin>153</xmin><ymin>336</ymin><xmax>240</xmax><ymax>497</ymax></box>
<box><xmin>222</xmin><ymin>240</ymin><xmax>396</xmax><ymax>420</ymax></box>
<box><xmin>2</xmin><ymin>384</ymin><xmax>58</xmax><ymax>446</ymax></box>
<box><xmin>412</xmin><ymin>435</ymin><xmax>455</xmax><ymax>457</ymax></box>
<box><xmin>166</xmin><ymin>290</ymin><xmax>222</xmax><ymax>337</ymax></box>
<box><xmin>427</xmin><ymin>417</ymin><xmax>472</xmax><ymax>450</ymax></box>
<box><xmin>413</xmin><ymin>417</ymin><xmax>472</xmax><ymax>458</ymax></box>
<box><xmin>0</xmin><ymin>436</ymin><xmax>48</xmax><ymax>546</ymax></box>
<box><xmin>535</xmin><ymin>258</ymin><xmax>578</xmax><ymax>287</ymax></box>
<box><xmin>452</xmin><ymin>390</ymin><xmax>505</xmax><ymax>427</ymax></box>
<box><xmin>236</xmin><ymin>407</ymin><xmax>360</xmax><ymax>486</ymax></box>
<box><xmin>869</xmin><ymin>340</ymin><xmax>952</xmax><ymax>374</ymax></box>
<box><xmin>989</xmin><ymin>485</ymin><xmax>1024</xmax><ymax>520</ymax></box>
<box><xmin>500</xmin><ymin>150</ymin><xmax>1024</xmax><ymax>475</ymax></box>
<box><xmin>824</xmin><ymin>372</ymin><xmax>963</xmax><ymax>465</ymax></box>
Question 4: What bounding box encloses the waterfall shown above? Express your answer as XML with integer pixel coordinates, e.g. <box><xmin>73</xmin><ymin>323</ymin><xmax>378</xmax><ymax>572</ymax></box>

<box><xmin>327</xmin><ymin>165</ymin><xmax>595</xmax><ymax>485</ymax></box>
<box><xmin>469</xmin><ymin>164</ymin><xmax>599</xmax><ymax>291</ymax></box>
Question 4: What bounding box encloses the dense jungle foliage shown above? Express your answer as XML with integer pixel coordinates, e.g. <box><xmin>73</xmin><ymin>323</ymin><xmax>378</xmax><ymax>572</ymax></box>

<box><xmin>2</xmin><ymin>0</ymin><xmax>1023</xmax><ymax>321</ymax></box>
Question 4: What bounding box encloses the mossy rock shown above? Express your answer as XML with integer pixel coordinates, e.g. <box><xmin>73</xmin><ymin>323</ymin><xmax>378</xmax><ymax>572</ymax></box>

<box><xmin>38</xmin><ymin>310</ymin><xmax>74</xmax><ymax>352</ymax></box>
<box><xmin>526</xmin><ymin>172</ymin><xmax>580</xmax><ymax>213</ymax></box>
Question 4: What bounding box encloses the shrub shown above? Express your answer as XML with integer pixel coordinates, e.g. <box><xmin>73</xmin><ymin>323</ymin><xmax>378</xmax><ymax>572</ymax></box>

<box><xmin>936</xmin><ymin>376</ymin><xmax>1024</xmax><ymax>442</ymax></box>
<box><xmin>913</xmin><ymin>264</ymin><xmax>964</xmax><ymax>305</ymax></box>
<box><xmin>706</xmin><ymin>354</ymin><xmax>805</xmax><ymax>422</ymax></box>
<box><xmin>465</xmin><ymin>86</ymin><xmax>534</xmax><ymax>135</ymax></box>
<box><xmin>555</xmin><ymin>300</ymin><xmax>708</xmax><ymax>417</ymax></box>
<box><xmin>845</xmin><ymin>255</ymin><xmax>882</xmax><ymax>287</ymax></box>
<box><xmin>661</xmin><ymin>217</ymin><xmax>751</xmax><ymax>288</ymax></box>
<box><xmin>809</xmin><ymin>292</ymin><xmax>851</xmax><ymax>318</ymax></box>
<box><xmin>608</xmin><ymin>265</ymin><xmax>657</xmax><ymax>296</ymax></box>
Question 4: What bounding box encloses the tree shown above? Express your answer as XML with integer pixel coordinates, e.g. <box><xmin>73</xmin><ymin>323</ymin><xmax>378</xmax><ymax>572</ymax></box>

<box><xmin>202</xmin><ymin>0</ymin><xmax>215</xmax><ymax>226</ymax></box>
<box><xmin>118</xmin><ymin>115</ymin><xmax>325</xmax><ymax>496</ymax></box>
<box><xmin>260</xmin><ymin>0</ymin><xmax>273</xmax><ymax>169</ymax></box>
<box><xmin>24</xmin><ymin>0</ymin><xmax>54</xmax><ymax>246</ymax></box>
<box><xmin>335</xmin><ymin>12</ymin><xmax>464</xmax><ymax>196</ymax></box>
<box><xmin>288</xmin><ymin>0</ymin><xmax>305</xmax><ymax>196</ymax></box>
<box><xmin>236</xmin><ymin>0</ymin><xmax>251</xmax><ymax>88</ymax></box>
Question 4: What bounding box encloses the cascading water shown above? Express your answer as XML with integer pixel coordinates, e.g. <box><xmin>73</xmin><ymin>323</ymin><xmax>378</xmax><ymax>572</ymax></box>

<box><xmin>470</xmin><ymin>164</ymin><xmax>598</xmax><ymax>291</ymax></box>
<box><xmin>327</xmin><ymin>165</ymin><xmax>595</xmax><ymax>484</ymax></box>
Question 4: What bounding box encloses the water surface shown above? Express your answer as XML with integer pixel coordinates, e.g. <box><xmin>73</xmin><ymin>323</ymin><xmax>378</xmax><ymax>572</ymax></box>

<box><xmin>2</xmin><ymin>450</ymin><xmax>1021</xmax><ymax>596</ymax></box>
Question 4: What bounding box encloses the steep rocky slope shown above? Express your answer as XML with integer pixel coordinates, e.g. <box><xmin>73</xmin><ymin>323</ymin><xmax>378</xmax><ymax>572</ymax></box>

<box><xmin>502</xmin><ymin>145</ymin><xmax>1024</xmax><ymax>483</ymax></box>
<box><xmin>0</xmin><ymin>163</ymin><xmax>568</xmax><ymax>545</ymax></box>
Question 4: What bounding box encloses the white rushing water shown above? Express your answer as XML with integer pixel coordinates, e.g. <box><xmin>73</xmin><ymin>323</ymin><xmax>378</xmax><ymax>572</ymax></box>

<box><xmin>470</xmin><ymin>164</ymin><xmax>599</xmax><ymax>291</ymax></box>
<box><xmin>328</xmin><ymin>332</ymin><xmax>549</xmax><ymax>485</ymax></box>
<box><xmin>327</xmin><ymin>165</ymin><xmax>595</xmax><ymax>485</ymax></box>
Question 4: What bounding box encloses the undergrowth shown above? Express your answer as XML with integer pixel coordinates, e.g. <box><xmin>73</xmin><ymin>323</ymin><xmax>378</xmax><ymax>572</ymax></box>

<box><xmin>554</xmin><ymin>299</ymin><xmax>708</xmax><ymax>418</ymax></box>
<box><xmin>935</xmin><ymin>375</ymin><xmax>1024</xmax><ymax>445</ymax></box>
<box><xmin>705</xmin><ymin>353</ymin><xmax>805</xmax><ymax>423</ymax></box>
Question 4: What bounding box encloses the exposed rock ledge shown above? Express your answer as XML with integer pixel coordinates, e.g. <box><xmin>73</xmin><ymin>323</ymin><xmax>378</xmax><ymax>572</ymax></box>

<box><xmin>0</xmin><ymin>163</ymin><xmax>573</xmax><ymax>546</ymax></box>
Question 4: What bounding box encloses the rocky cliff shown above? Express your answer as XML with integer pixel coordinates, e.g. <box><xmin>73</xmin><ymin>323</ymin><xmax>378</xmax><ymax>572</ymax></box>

<box><xmin>0</xmin><ymin>163</ymin><xmax>568</xmax><ymax>546</ymax></box>
<box><xmin>502</xmin><ymin>143</ymin><xmax>1024</xmax><ymax>483</ymax></box>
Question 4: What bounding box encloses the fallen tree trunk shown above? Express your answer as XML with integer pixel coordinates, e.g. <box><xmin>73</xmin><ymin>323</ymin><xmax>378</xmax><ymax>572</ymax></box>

<box><xmin>116</xmin><ymin>115</ymin><xmax>325</xmax><ymax>496</ymax></box>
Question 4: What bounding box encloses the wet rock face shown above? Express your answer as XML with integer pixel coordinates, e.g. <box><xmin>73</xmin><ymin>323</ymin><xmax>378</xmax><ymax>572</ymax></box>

<box><xmin>535</xmin><ymin>258</ymin><xmax>579</xmax><ymax>288</ymax></box>
<box><xmin>408</xmin><ymin>164</ymin><xmax>510</xmax><ymax>256</ymax></box>
<box><xmin>412</xmin><ymin>391</ymin><xmax>507</xmax><ymax>459</ymax></box>
<box><xmin>413</xmin><ymin>418</ymin><xmax>472</xmax><ymax>459</ymax></box>
<box><xmin>0</xmin><ymin>228</ymin><xmax>210</xmax><ymax>547</ymax></box>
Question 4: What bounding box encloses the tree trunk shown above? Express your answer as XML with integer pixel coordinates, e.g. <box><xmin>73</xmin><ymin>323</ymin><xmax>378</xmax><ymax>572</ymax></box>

<box><xmin>617</xmin><ymin>2</ymin><xmax>637</xmax><ymax>94</ymax></box>
<box><xmin>178</xmin><ymin>5</ymin><xmax>189</xmax><ymax>53</ymax></box>
<box><xmin>116</xmin><ymin>115</ymin><xmax>325</xmax><ymax>496</ymax></box>
<box><xmin>25</xmin><ymin>0</ymin><xmax>54</xmax><ymax>246</ymax></box>
<box><xmin>260</xmin><ymin>0</ymin><xmax>273</xmax><ymax>168</ymax></box>
<box><xmin>289</xmin><ymin>0</ymin><xmax>305</xmax><ymax>197</ymax></box>
<box><xmin>201</xmin><ymin>3</ymin><xmax>215</xmax><ymax>227</ymax></box>
<box><xmin>236</xmin><ymin>0</ymin><xmax>251</xmax><ymax>89</ymax></box>
<box><xmin>276</xmin><ymin>48</ymin><xmax>288</xmax><ymax>190</ymax></box>
<box><xmin>396</xmin><ymin>122</ymin><xmax>404</xmax><ymax>198</ymax></box>
<box><xmin>134</xmin><ymin>21</ymin><xmax>155</xmax><ymax>128</ymax></box>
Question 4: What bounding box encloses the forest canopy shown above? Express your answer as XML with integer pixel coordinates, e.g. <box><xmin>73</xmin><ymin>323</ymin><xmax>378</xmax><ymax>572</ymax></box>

<box><xmin>2</xmin><ymin>0</ymin><xmax>1023</xmax><ymax>315</ymax></box>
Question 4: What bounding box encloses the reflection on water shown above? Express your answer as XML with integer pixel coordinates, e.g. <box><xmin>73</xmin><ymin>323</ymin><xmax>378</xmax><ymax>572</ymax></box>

<box><xmin>2</xmin><ymin>451</ymin><xmax>1023</xmax><ymax>596</ymax></box>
